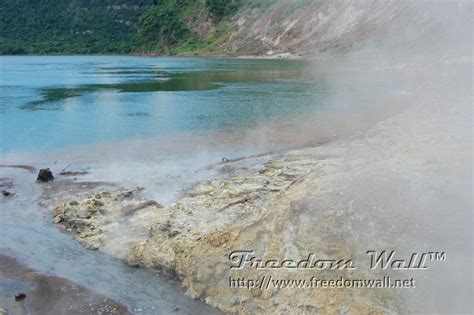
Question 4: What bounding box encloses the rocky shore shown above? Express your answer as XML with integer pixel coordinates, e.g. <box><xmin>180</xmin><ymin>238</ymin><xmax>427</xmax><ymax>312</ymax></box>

<box><xmin>45</xmin><ymin>52</ymin><xmax>471</xmax><ymax>314</ymax></box>
<box><xmin>49</xmin><ymin>100</ymin><xmax>468</xmax><ymax>314</ymax></box>
<box><xmin>50</xmin><ymin>130</ymin><xmax>398</xmax><ymax>312</ymax></box>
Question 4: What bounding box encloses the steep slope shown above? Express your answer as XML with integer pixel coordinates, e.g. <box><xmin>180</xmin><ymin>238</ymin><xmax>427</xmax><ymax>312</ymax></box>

<box><xmin>0</xmin><ymin>0</ymin><xmax>424</xmax><ymax>57</ymax></box>
<box><xmin>0</xmin><ymin>0</ymin><xmax>152</xmax><ymax>54</ymax></box>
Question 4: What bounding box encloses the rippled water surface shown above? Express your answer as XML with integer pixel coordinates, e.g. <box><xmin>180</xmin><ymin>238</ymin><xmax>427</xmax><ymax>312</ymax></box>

<box><xmin>0</xmin><ymin>55</ymin><xmax>419</xmax><ymax>314</ymax></box>
<box><xmin>0</xmin><ymin>56</ymin><xmax>329</xmax><ymax>314</ymax></box>
<box><xmin>0</xmin><ymin>56</ymin><xmax>324</xmax><ymax>154</ymax></box>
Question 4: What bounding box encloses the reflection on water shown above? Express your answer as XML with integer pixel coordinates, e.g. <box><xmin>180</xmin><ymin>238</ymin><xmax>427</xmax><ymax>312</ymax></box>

<box><xmin>0</xmin><ymin>56</ymin><xmax>323</xmax><ymax>153</ymax></box>
<box><xmin>27</xmin><ymin>76</ymin><xmax>219</xmax><ymax>108</ymax></box>
<box><xmin>29</xmin><ymin>68</ymin><xmax>315</xmax><ymax>108</ymax></box>
<box><xmin>0</xmin><ymin>56</ymin><xmax>415</xmax><ymax>314</ymax></box>
<box><xmin>0</xmin><ymin>56</ymin><xmax>326</xmax><ymax>314</ymax></box>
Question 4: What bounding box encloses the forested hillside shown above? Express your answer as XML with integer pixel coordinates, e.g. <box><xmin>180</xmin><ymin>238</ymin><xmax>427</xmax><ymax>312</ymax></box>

<box><xmin>0</xmin><ymin>0</ymin><xmax>152</xmax><ymax>54</ymax></box>
<box><xmin>0</xmin><ymin>0</ymin><xmax>248</xmax><ymax>55</ymax></box>
<box><xmin>1</xmin><ymin>0</ymin><xmax>408</xmax><ymax>56</ymax></box>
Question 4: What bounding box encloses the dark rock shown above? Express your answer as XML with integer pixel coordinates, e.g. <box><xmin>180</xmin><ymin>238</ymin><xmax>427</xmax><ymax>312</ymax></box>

<box><xmin>168</xmin><ymin>230</ymin><xmax>180</xmax><ymax>238</ymax></box>
<box><xmin>92</xmin><ymin>199</ymin><xmax>104</xmax><ymax>207</ymax></box>
<box><xmin>59</xmin><ymin>170</ymin><xmax>89</xmax><ymax>176</ymax></box>
<box><xmin>2</xmin><ymin>190</ymin><xmax>12</xmax><ymax>197</ymax></box>
<box><xmin>37</xmin><ymin>168</ymin><xmax>54</xmax><ymax>182</ymax></box>
<box><xmin>121</xmin><ymin>190</ymin><xmax>133</xmax><ymax>198</ymax></box>
<box><xmin>15</xmin><ymin>292</ymin><xmax>26</xmax><ymax>301</ymax></box>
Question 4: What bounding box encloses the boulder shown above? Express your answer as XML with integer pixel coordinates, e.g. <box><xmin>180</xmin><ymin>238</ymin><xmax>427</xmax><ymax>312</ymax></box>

<box><xmin>37</xmin><ymin>168</ymin><xmax>54</xmax><ymax>182</ymax></box>
<box><xmin>14</xmin><ymin>293</ymin><xmax>26</xmax><ymax>301</ymax></box>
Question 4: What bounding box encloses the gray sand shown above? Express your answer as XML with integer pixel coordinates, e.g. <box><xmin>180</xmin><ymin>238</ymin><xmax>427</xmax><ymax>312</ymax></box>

<box><xmin>0</xmin><ymin>255</ymin><xmax>130</xmax><ymax>314</ymax></box>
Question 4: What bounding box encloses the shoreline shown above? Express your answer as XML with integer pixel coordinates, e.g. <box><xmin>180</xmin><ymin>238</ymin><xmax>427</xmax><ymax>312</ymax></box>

<box><xmin>49</xmin><ymin>112</ymin><xmax>407</xmax><ymax>313</ymax></box>
<box><xmin>48</xmin><ymin>66</ymin><xmax>472</xmax><ymax>312</ymax></box>
<box><xmin>0</xmin><ymin>52</ymin><xmax>306</xmax><ymax>61</ymax></box>
<box><xmin>0</xmin><ymin>255</ymin><xmax>130</xmax><ymax>315</ymax></box>
<box><xmin>1</xmin><ymin>1</ymin><xmax>471</xmax><ymax>312</ymax></box>
<box><xmin>1</xmin><ymin>55</ymin><xmax>471</xmax><ymax>313</ymax></box>
<box><xmin>0</xmin><ymin>174</ymin><xmax>222</xmax><ymax>314</ymax></box>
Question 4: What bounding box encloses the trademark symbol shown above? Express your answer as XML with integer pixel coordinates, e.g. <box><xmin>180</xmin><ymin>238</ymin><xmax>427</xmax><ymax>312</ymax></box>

<box><xmin>428</xmin><ymin>252</ymin><xmax>446</xmax><ymax>261</ymax></box>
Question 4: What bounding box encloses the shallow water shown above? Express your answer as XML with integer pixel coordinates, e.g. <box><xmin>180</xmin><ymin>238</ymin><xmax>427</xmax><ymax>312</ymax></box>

<box><xmin>0</xmin><ymin>56</ymin><xmax>411</xmax><ymax>313</ymax></box>
<box><xmin>0</xmin><ymin>56</ymin><xmax>328</xmax><ymax>313</ymax></box>
<box><xmin>0</xmin><ymin>167</ymin><xmax>218</xmax><ymax>314</ymax></box>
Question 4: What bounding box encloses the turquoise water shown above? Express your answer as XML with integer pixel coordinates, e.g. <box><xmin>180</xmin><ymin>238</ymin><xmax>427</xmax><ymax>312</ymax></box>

<box><xmin>0</xmin><ymin>56</ymin><xmax>323</xmax><ymax>154</ymax></box>
<box><xmin>0</xmin><ymin>56</ymin><xmax>328</xmax><ymax>313</ymax></box>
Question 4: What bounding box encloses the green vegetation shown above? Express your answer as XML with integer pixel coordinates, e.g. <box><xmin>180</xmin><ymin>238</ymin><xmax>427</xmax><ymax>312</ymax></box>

<box><xmin>0</xmin><ymin>0</ymin><xmax>248</xmax><ymax>55</ymax></box>
<box><xmin>206</xmin><ymin>0</ymin><xmax>241</xmax><ymax>22</ymax></box>
<box><xmin>0</xmin><ymin>0</ymin><xmax>153</xmax><ymax>54</ymax></box>
<box><xmin>137</xmin><ymin>1</ymin><xmax>192</xmax><ymax>52</ymax></box>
